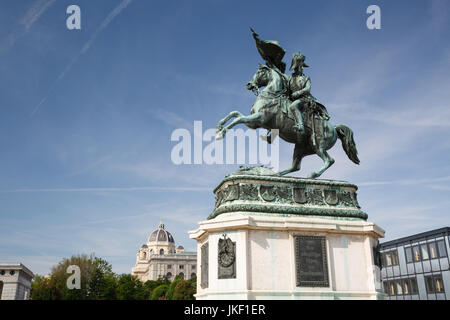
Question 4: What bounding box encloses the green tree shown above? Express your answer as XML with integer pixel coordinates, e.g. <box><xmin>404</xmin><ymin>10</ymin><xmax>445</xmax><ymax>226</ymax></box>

<box><xmin>116</xmin><ymin>274</ymin><xmax>145</xmax><ymax>300</ymax></box>
<box><xmin>189</xmin><ymin>276</ymin><xmax>197</xmax><ymax>293</ymax></box>
<box><xmin>142</xmin><ymin>276</ymin><xmax>170</xmax><ymax>299</ymax></box>
<box><xmin>31</xmin><ymin>275</ymin><xmax>64</xmax><ymax>300</ymax></box>
<box><xmin>151</xmin><ymin>284</ymin><xmax>169</xmax><ymax>300</ymax></box>
<box><xmin>165</xmin><ymin>274</ymin><xmax>183</xmax><ymax>300</ymax></box>
<box><xmin>87</xmin><ymin>257</ymin><xmax>117</xmax><ymax>299</ymax></box>
<box><xmin>172</xmin><ymin>279</ymin><xmax>196</xmax><ymax>300</ymax></box>
<box><xmin>41</xmin><ymin>253</ymin><xmax>96</xmax><ymax>299</ymax></box>
<box><xmin>31</xmin><ymin>254</ymin><xmax>119</xmax><ymax>300</ymax></box>
<box><xmin>30</xmin><ymin>253</ymin><xmax>175</xmax><ymax>300</ymax></box>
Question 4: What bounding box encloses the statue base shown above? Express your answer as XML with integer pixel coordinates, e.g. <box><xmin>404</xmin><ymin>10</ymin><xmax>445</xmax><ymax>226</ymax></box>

<box><xmin>189</xmin><ymin>170</ymin><xmax>386</xmax><ymax>300</ymax></box>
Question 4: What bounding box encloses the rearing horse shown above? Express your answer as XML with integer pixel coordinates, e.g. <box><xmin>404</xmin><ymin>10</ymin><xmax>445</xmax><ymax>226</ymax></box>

<box><xmin>215</xmin><ymin>64</ymin><xmax>360</xmax><ymax>178</ymax></box>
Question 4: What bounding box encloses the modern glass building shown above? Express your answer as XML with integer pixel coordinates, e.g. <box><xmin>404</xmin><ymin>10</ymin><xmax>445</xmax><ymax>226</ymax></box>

<box><xmin>380</xmin><ymin>227</ymin><xmax>450</xmax><ymax>300</ymax></box>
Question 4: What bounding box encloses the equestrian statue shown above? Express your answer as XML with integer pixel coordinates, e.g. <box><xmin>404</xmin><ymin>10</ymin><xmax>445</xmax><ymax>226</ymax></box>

<box><xmin>216</xmin><ymin>28</ymin><xmax>360</xmax><ymax>178</ymax></box>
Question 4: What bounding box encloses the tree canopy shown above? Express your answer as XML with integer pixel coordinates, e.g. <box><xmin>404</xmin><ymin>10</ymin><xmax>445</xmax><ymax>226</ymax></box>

<box><xmin>30</xmin><ymin>254</ymin><xmax>194</xmax><ymax>300</ymax></box>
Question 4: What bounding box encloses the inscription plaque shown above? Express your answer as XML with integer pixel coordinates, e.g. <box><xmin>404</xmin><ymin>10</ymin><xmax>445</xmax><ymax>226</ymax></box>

<box><xmin>218</xmin><ymin>234</ymin><xmax>236</xmax><ymax>279</ymax></box>
<box><xmin>294</xmin><ymin>235</ymin><xmax>329</xmax><ymax>287</ymax></box>
<box><xmin>200</xmin><ymin>242</ymin><xmax>209</xmax><ymax>288</ymax></box>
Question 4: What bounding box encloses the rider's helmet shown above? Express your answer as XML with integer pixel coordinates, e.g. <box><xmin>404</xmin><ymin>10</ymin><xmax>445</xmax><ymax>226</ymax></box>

<box><xmin>290</xmin><ymin>52</ymin><xmax>309</xmax><ymax>71</ymax></box>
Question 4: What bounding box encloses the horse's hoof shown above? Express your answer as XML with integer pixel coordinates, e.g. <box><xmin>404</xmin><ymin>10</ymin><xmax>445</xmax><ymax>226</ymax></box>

<box><xmin>307</xmin><ymin>172</ymin><xmax>319</xmax><ymax>179</ymax></box>
<box><xmin>216</xmin><ymin>132</ymin><xmax>224</xmax><ymax>140</ymax></box>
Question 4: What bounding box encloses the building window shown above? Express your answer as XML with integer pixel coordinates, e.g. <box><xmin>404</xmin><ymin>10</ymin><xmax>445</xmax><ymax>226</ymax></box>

<box><xmin>179</xmin><ymin>265</ymin><xmax>184</xmax><ymax>269</ymax></box>
<box><xmin>425</xmin><ymin>276</ymin><xmax>434</xmax><ymax>293</ymax></box>
<box><xmin>192</xmin><ymin>265</ymin><xmax>196</xmax><ymax>269</ymax></box>
<box><xmin>406</xmin><ymin>242</ymin><xmax>444</xmax><ymax>262</ymax></box>
<box><xmin>435</xmin><ymin>275</ymin><xmax>445</xmax><ymax>293</ymax></box>
<box><xmin>437</xmin><ymin>240</ymin><xmax>447</xmax><ymax>258</ymax></box>
<box><xmin>389</xmin><ymin>281</ymin><xmax>396</xmax><ymax>296</ymax></box>
<box><xmin>412</xmin><ymin>245</ymin><xmax>421</xmax><ymax>262</ymax></box>
<box><xmin>405</xmin><ymin>247</ymin><xmax>413</xmax><ymax>263</ymax></box>
<box><xmin>396</xmin><ymin>280</ymin><xmax>403</xmax><ymax>295</ymax></box>
<box><xmin>179</xmin><ymin>272</ymin><xmax>184</xmax><ymax>279</ymax></box>
<box><xmin>425</xmin><ymin>275</ymin><xmax>435</xmax><ymax>293</ymax></box>
<box><xmin>166</xmin><ymin>272</ymin><xmax>172</xmax><ymax>281</ymax></box>
<box><xmin>383</xmin><ymin>281</ymin><xmax>389</xmax><ymax>295</ymax></box>
<box><xmin>142</xmin><ymin>252</ymin><xmax>147</xmax><ymax>260</ymax></box>
<box><xmin>167</xmin><ymin>264</ymin><xmax>172</xmax><ymax>269</ymax></box>
<box><xmin>384</xmin><ymin>278</ymin><xmax>418</xmax><ymax>296</ymax></box>
<box><xmin>403</xmin><ymin>279</ymin><xmax>410</xmax><ymax>295</ymax></box>
<box><xmin>160</xmin><ymin>249</ymin><xmax>164</xmax><ymax>255</ymax></box>
<box><xmin>410</xmin><ymin>278</ymin><xmax>418</xmax><ymax>294</ymax></box>
<box><xmin>392</xmin><ymin>250</ymin><xmax>399</xmax><ymax>265</ymax></box>
<box><xmin>429</xmin><ymin>242</ymin><xmax>438</xmax><ymax>259</ymax></box>
<box><xmin>426</xmin><ymin>274</ymin><xmax>445</xmax><ymax>294</ymax></box>
<box><xmin>382</xmin><ymin>250</ymin><xmax>399</xmax><ymax>266</ymax></box>
<box><xmin>191</xmin><ymin>273</ymin><xmax>196</xmax><ymax>279</ymax></box>
<box><xmin>385</xmin><ymin>252</ymin><xmax>392</xmax><ymax>266</ymax></box>
<box><xmin>421</xmin><ymin>244</ymin><xmax>429</xmax><ymax>260</ymax></box>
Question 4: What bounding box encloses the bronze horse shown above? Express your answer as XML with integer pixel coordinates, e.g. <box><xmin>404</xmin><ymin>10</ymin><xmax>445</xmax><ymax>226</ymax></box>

<box><xmin>216</xmin><ymin>64</ymin><xmax>360</xmax><ymax>178</ymax></box>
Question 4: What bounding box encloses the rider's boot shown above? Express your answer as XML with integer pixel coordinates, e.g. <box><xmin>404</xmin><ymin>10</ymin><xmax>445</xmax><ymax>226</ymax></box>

<box><xmin>292</xmin><ymin>109</ymin><xmax>305</xmax><ymax>133</ymax></box>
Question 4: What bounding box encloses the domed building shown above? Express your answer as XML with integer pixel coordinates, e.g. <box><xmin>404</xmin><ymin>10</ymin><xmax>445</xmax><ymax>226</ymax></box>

<box><xmin>131</xmin><ymin>222</ymin><xmax>197</xmax><ymax>282</ymax></box>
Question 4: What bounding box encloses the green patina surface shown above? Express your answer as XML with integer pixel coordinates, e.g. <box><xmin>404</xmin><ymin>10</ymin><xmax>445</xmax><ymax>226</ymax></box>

<box><xmin>215</xmin><ymin>211</ymin><xmax>365</xmax><ymax>222</ymax></box>
<box><xmin>208</xmin><ymin>203</ymin><xmax>367</xmax><ymax>220</ymax></box>
<box><xmin>208</xmin><ymin>170</ymin><xmax>367</xmax><ymax>221</ymax></box>
<box><xmin>215</xmin><ymin>173</ymin><xmax>357</xmax><ymax>193</ymax></box>
<box><xmin>215</xmin><ymin>29</ymin><xmax>361</xmax><ymax>179</ymax></box>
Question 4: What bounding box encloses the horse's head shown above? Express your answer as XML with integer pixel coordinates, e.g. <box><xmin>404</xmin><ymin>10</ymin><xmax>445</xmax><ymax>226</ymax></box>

<box><xmin>247</xmin><ymin>64</ymin><xmax>271</xmax><ymax>92</ymax></box>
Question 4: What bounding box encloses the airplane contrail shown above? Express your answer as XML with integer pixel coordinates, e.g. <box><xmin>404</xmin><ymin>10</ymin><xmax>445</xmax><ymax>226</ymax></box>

<box><xmin>0</xmin><ymin>186</ymin><xmax>209</xmax><ymax>193</ymax></box>
<box><xmin>30</xmin><ymin>0</ymin><xmax>134</xmax><ymax>117</ymax></box>
<box><xmin>0</xmin><ymin>0</ymin><xmax>56</xmax><ymax>54</ymax></box>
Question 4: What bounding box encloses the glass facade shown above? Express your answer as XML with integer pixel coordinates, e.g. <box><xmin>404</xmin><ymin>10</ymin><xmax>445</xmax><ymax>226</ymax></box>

<box><xmin>380</xmin><ymin>227</ymin><xmax>450</xmax><ymax>300</ymax></box>
<box><xmin>383</xmin><ymin>277</ymin><xmax>419</xmax><ymax>297</ymax></box>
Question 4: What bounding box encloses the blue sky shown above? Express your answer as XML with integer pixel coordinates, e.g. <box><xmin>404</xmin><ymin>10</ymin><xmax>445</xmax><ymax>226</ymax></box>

<box><xmin>0</xmin><ymin>0</ymin><xmax>449</xmax><ymax>275</ymax></box>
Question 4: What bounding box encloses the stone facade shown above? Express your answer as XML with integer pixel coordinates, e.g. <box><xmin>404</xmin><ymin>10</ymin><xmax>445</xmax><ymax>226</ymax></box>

<box><xmin>0</xmin><ymin>263</ymin><xmax>34</xmax><ymax>300</ymax></box>
<box><xmin>132</xmin><ymin>222</ymin><xmax>197</xmax><ymax>282</ymax></box>
<box><xmin>190</xmin><ymin>213</ymin><xmax>385</xmax><ymax>299</ymax></box>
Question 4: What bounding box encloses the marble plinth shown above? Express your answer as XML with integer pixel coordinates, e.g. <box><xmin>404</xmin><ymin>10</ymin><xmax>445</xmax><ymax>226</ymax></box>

<box><xmin>189</xmin><ymin>172</ymin><xmax>386</xmax><ymax>300</ymax></box>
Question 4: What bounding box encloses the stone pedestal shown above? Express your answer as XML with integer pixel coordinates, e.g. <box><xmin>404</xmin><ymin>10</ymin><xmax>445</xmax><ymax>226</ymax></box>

<box><xmin>189</xmin><ymin>169</ymin><xmax>386</xmax><ymax>300</ymax></box>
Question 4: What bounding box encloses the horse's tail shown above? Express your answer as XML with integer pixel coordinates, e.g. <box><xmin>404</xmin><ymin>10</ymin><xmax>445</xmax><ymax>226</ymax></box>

<box><xmin>335</xmin><ymin>124</ymin><xmax>360</xmax><ymax>165</ymax></box>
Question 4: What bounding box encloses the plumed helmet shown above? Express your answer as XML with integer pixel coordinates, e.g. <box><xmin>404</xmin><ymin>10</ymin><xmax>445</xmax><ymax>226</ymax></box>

<box><xmin>290</xmin><ymin>52</ymin><xmax>309</xmax><ymax>71</ymax></box>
